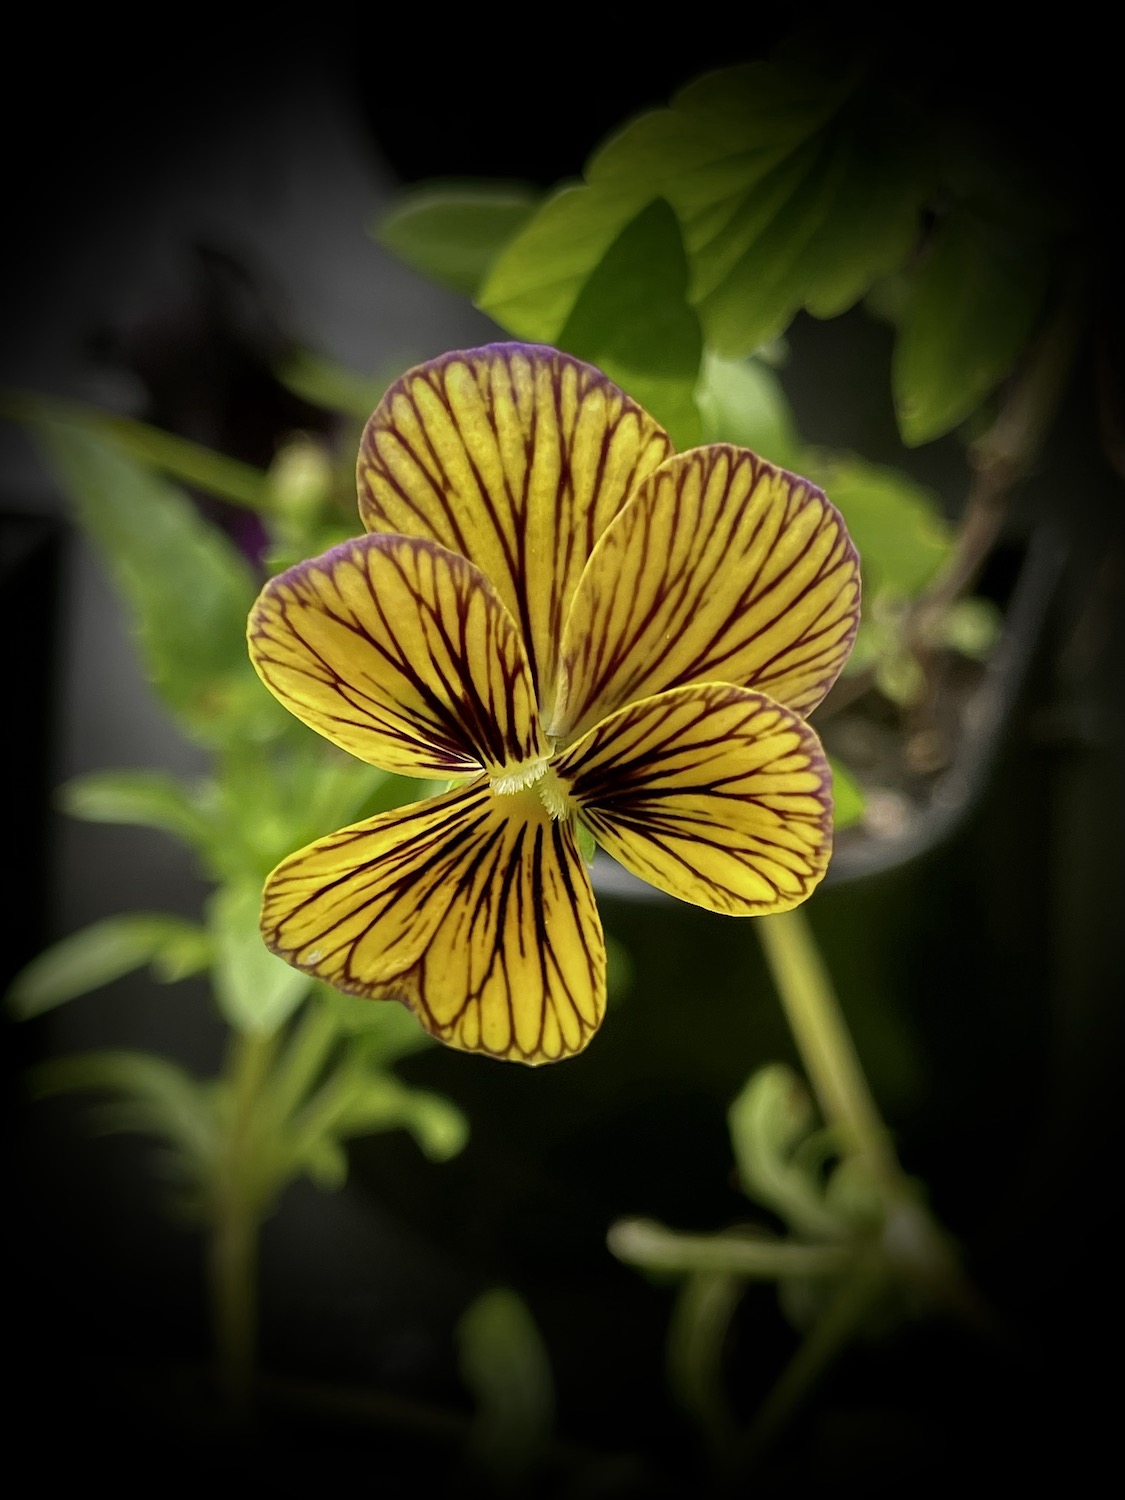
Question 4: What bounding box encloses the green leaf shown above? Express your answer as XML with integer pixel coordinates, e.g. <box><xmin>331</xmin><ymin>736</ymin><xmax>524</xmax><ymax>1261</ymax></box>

<box><xmin>810</xmin><ymin>453</ymin><xmax>952</xmax><ymax>597</ymax></box>
<box><xmin>378</xmin><ymin>182</ymin><xmax>541</xmax><ymax>298</ymax></box>
<box><xmin>829</xmin><ymin>757</ymin><xmax>865</xmax><ymax>831</ymax></box>
<box><xmin>556</xmin><ymin>197</ymin><xmax>702</xmax><ymax>447</ymax></box>
<box><xmin>325</xmin><ymin>1068</ymin><xmax>469</xmax><ymax>1162</ymax></box>
<box><xmin>318</xmin><ymin>985</ymin><xmax>432</xmax><ymax>1057</ymax></box>
<box><xmin>893</xmin><ymin>209</ymin><xmax>1052</xmax><ymax>444</ymax></box>
<box><xmin>273</xmin><ymin>348</ymin><xmax>390</xmax><ymax>422</ymax></box>
<box><xmin>696</xmin><ymin>351</ymin><xmax>802</xmax><ymax>470</ymax></box>
<box><xmin>728</xmin><ymin>1064</ymin><xmax>845</xmax><ymax>1241</ymax></box>
<box><xmin>939</xmin><ymin>596</ymin><xmax>1003</xmax><ymax>659</ymax></box>
<box><xmin>458</xmin><ymin>1288</ymin><xmax>554</xmax><ymax>1487</ymax></box>
<box><xmin>208</xmin><ymin>881</ymin><xmax>312</xmax><ymax>1033</ymax></box>
<box><xmin>7</xmin><ymin>914</ymin><xmax>211</xmax><ymax>1019</ymax></box>
<box><xmin>32</xmin><ymin>1048</ymin><xmax>218</xmax><ymax>1170</ymax></box>
<box><xmin>32</xmin><ymin>420</ymin><xmax>284</xmax><ymax>747</ymax></box>
<box><xmin>667</xmin><ymin>1272</ymin><xmax>742</xmax><ymax>1449</ymax></box>
<box><xmin>1</xmin><ymin>389</ymin><xmax>270</xmax><ymax>510</ymax></box>
<box><xmin>480</xmin><ymin>57</ymin><xmax>928</xmax><ymax>358</ymax></box>
<box><xmin>60</xmin><ymin>768</ymin><xmax>215</xmax><ymax>851</ymax></box>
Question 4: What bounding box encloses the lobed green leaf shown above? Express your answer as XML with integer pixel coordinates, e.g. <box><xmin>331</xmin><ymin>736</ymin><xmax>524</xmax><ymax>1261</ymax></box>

<box><xmin>556</xmin><ymin>197</ymin><xmax>702</xmax><ymax>448</ymax></box>
<box><xmin>480</xmin><ymin>57</ymin><xmax>929</xmax><ymax>358</ymax></box>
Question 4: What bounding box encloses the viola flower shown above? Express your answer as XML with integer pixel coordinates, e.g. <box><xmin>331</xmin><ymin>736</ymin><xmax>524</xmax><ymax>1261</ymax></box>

<box><xmin>248</xmin><ymin>345</ymin><xmax>859</xmax><ymax>1064</ymax></box>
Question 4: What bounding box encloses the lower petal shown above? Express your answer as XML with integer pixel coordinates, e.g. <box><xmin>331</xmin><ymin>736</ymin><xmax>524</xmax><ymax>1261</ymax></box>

<box><xmin>556</xmin><ymin>684</ymin><xmax>833</xmax><ymax>915</ymax></box>
<box><xmin>261</xmin><ymin>781</ymin><xmax>605</xmax><ymax>1065</ymax></box>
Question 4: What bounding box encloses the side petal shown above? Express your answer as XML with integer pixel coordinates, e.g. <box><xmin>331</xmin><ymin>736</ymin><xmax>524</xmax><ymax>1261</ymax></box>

<box><xmin>357</xmin><ymin>343</ymin><xmax>673</xmax><ymax>721</ymax></box>
<box><xmin>556</xmin><ymin>683</ymin><xmax>833</xmax><ymax>915</ymax></box>
<box><xmin>554</xmin><ymin>446</ymin><xmax>860</xmax><ymax>741</ymax></box>
<box><xmin>249</xmin><ymin>533</ymin><xmax>547</xmax><ymax>779</ymax></box>
<box><xmin>261</xmin><ymin>781</ymin><xmax>606</xmax><ymax>1065</ymax></box>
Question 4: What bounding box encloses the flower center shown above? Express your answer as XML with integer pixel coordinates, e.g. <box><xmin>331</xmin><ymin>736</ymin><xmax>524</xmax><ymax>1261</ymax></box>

<box><xmin>489</xmin><ymin>758</ymin><xmax>574</xmax><ymax>821</ymax></box>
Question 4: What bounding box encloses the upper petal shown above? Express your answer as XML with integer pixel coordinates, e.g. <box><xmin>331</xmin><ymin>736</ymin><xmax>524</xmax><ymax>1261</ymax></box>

<box><xmin>553</xmin><ymin>446</ymin><xmax>860</xmax><ymax>741</ymax></box>
<box><xmin>556</xmin><ymin>683</ymin><xmax>834</xmax><ymax>915</ymax></box>
<box><xmin>261</xmin><ymin>781</ymin><xmax>606</xmax><ymax>1065</ymax></box>
<box><xmin>357</xmin><ymin>343</ymin><xmax>673</xmax><ymax>722</ymax></box>
<box><xmin>249</xmin><ymin>533</ymin><xmax>546</xmax><ymax>778</ymax></box>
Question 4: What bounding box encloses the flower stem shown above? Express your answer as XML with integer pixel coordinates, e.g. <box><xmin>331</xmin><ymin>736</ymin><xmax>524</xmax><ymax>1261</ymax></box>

<box><xmin>210</xmin><ymin>1029</ymin><xmax>277</xmax><ymax>1419</ymax></box>
<box><xmin>756</xmin><ymin>908</ymin><xmax>899</xmax><ymax>1192</ymax></box>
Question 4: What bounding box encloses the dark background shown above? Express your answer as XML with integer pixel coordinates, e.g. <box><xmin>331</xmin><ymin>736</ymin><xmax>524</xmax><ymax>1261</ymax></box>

<box><xmin>4</xmin><ymin>7</ymin><xmax>1122</xmax><ymax>1494</ymax></box>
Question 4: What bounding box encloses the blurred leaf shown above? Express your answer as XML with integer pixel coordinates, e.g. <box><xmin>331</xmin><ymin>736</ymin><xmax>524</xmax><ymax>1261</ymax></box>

<box><xmin>828</xmin><ymin>757</ymin><xmax>865</xmax><ymax>831</ymax></box>
<box><xmin>273</xmin><ymin>348</ymin><xmax>389</xmax><ymax>421</ymax></box>
<box><xmin>212</xmin><ymin>741</ymin><xmax>408</xmax><ymax>883</ymax></box>
<box><xmin>299</xmin><ymin>1134</ymin><xmax>349</xmax><ymax>1191</ymax></box>
<box><xmin>378</xmin><ymin>182</ymin><xmax>541</xmax><ymax>298</ymax></box>
<box><xmin>667</xmin><ymin>1272</ymin><xmax>742</xmax><ymax>1452</ymax></box>
<box><xmin>2</xmin><ymin>389</ymin><xmax>269</xmax><ymax>510</ymax></box>
<box><xmin>7</xmin><ymin>914</ymin><xmax>210</xmax><ymax>1019</ymax></box>
<box><xmin>893</xmin><ymin>210</ymin><xmax>1052</xmax><ymax>444</ymax></box>
<box><xmin>556</xmin><ymin>198</ymin><xmax>702</xmax><ymax>447</ymax></box>
<box><xmin>480</xmin><ymin>57</ymin><xmax>928</xmax><ymax>357</ymax></box>
<box><xmin>811</xmin><ymin>453</ymin><xmax>952</xmax><ymax>596</ymax></box>
<box><xmin>209</xmin><ymin>881</ymin><xmax>312</xmax><ymax>1034</ymax></box>
<box><xmin>728</xmin><ymin>1064</ymin><xmax>845</xmax><ymax>1241</ymax></box>
<box><xmin>32</xmin><ymin>1049</ymin><xmax>218</xmax><ymax>1170</ymax></box>
<box><xmin>325</xmin><ymin>1067</ymin><xmax>469</xmax><ymax>1162</ymax></box>
<box><xmin>32</xmin><ymin>420</ymin><xmax>285</xmax><ymax>746</ymax></box>
<box><xmin>458</xmin><ymin>1287</ymin><xmax>554</xmax><ymax>1489</ymax></box>
<box><xmin>696</xmin><ymin>351</ymin><xmax>802</xmax><ymax>470</ymax></box>
<box><xmin>875</xmin><ymin>649</ymin><xmax>927</xmax><ymax>707</ymax></box>
<box><xmin>318</xmin><ymin>985</ymin><xmax>433</xmax><ymax>1058</ymax></box>
<box><xmin>61</xmin><ymin>768</ymin><xmax>214</xmax><ymax>851</ymax></box>
<box><xmin>940</xmin><ymin>596</ymin><xmax>1003</xmax><ymax>659</ymax></box>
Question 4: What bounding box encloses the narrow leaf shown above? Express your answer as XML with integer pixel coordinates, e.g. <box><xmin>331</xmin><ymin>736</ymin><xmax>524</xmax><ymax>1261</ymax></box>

<box><xmin>60</xmin><ymin>769</ymin><xmax>214</xmax><ymax>850</ymax></box>
<box><xmin>32</xmin><ymin>420</ymin><xmax>282</xmax><ymax>746</ymax></box>
<box><xmin>1</xmin><ymin>389</ymin><xmax>269</xmax><ymax>510</ymax></box>
<box><xmin>8</xmin><ymin>914</ymin><xmax>210</xmax><ymax>1019</ymax></box>
<box><xmin>32</xmin><ymin>1048</ymin><xmax>218</xmax><ymax>1167</ymax></box>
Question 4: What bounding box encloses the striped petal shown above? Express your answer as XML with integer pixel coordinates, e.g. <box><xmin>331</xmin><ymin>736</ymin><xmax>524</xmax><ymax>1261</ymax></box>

<box><xmin>357</xmin><ymin>343</ymin><xmax>673</xmax><ymax>722</ymax></box>
<box><xmin>556</xmin><ymin>683</ymin><xmax>833</xmax><ymax>915</ymax></box>
<box><xmin>553</xmin><ymin>446</ymin><xmax>860</xmax><ymax>742</ymax></box>
<box><xmin>249</xmin><ymin>533</ymin><xmax>547</xmax><ymax>779</ymax></box>
<box><xmin>261</xmin><ymin>782</ymin><xmax>606</xmax><ymax>1065</ymax></box>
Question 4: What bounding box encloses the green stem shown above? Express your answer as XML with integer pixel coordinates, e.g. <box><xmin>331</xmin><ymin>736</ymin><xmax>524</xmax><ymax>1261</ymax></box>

<box><xmin>756</xmin><ymin>908</ymin><xmax>899</xmax><ymax>1191</ymax></box>
<box><xmin>210</xmin><ymin>1029</ymin><xmax>277</xmax><ymax>1418</ymax></box>
<box><xmin>267</xmin><ymin>1000</ymin><xmax>339</xmax><ymax>1126</ymax></box>
<box><xmin>608</xmin><ymin>1218</ymin><xmax>855</xmax><ymax>1279</ymax></box>
<box><xmin>739</xmin><ymin>1258</ymin><xmax>888</xmax><ymax>1467</ymax></box>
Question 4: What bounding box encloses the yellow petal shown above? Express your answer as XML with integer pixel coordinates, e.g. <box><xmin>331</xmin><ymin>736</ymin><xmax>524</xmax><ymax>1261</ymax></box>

<box><xmin>553</xmin><ymin>446</ymin><xmax>859</xmax><ymax>741</ymax></box>
<box><xmin>556</xmin><ymin>683</ymin><xmax>833</xmax><ymax>915</ymax></box>
<box><xmin>261</xmin><ymin>781</ymin><xmax>606</xmax><ymax>1065</ymax></box>
<box><xmin>249</xmin><ymin>534</ymin><xmax>547</xmax><ymax>779</ymax></box>
<box><xmin>357</xmin><ymin>343</ymin><xmax>673</xmax><ymax>722</ymax></box>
